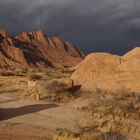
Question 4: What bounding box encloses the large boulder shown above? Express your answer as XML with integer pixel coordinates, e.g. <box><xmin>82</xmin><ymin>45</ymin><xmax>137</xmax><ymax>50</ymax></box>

<box><xmin>71</xmin><ymin>48</ymin><xmax>140</xmax><ymax>94</ymax></box>
<box><xmin>122</xmin><ymin>47</ymin><xmax>140</xmax><ymax>61</ymax></box>
<box><xmin>81</xmin><ymin>72</ymin><xmax>140</xmax><ymax>93</ymax></box>
<box><xmin>71</xmin><ymin>52</ymin><xmax>121</xmax><ymax>85</ymax></box>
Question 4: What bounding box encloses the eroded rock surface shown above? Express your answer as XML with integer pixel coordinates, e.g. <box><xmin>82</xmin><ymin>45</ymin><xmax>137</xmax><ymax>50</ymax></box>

<box><xmin>0</xmin><ymin>29</ymin><xmax>84</xmax><ymax>68</ymax></box>
<box><xmin>71</xmin><ymin>48</ymin><xmax>140</xmax><ymax>93</ymax></box>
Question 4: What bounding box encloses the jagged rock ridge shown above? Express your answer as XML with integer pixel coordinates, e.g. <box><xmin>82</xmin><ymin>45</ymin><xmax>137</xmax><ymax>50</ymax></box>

<box><xmin>0</xmin><ymin>29</ymin><xmax>84</xmax><ymax>68</ymax></box>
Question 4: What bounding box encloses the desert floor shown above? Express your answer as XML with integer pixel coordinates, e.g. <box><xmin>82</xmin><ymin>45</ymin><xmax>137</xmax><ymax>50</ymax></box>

<box><xmin>0</xmin><ymin>91</ymin><xmax>87</xmax><ymax>140</ymax></box>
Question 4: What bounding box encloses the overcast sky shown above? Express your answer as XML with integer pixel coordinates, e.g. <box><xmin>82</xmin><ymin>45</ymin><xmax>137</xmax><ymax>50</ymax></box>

<box><xmin>0</xmin><ymin>0</ymin><xmax>140</xmax><ymax>54</ymax></box>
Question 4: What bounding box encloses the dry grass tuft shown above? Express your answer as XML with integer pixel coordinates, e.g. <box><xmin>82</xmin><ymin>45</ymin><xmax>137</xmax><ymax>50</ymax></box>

<box><xmin>0</xmin><ymin>71</ymin><xmax>15</xmax><ymax>76</ymax></box>
<box><xmin>75</xmin><ymin>88</ymin><xmax>140</xmax><ymax>140</ymax></box>
<box><xmin>54</xmin><ymin>128</ymin><xmax>79</xmax><ymax>140</ymax></box>
<box><xmin>54</xmin><ymin>128</ymin><xmax>127</xmax><ymax>140</ymax></box>
<box><xmin>42</xmin><ymin>81</ymin><xmax>74</xmax><ymax>103</ymax></box>
<box><xmin>28</xmin><ymin>74</ymin><xmax>43</xmax><ymax>81</ymax></box>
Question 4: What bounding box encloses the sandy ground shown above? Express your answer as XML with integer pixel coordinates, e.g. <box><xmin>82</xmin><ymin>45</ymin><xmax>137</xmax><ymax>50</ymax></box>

<box><xmin>0</xmin><ymin>92</ymin><xmax>87</xmax><ymax>140</ymax></box>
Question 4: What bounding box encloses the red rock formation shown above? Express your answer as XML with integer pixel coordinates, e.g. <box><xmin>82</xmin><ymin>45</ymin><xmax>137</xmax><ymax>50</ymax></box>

<box><xmin>0</xmin><ymin>29</ymin><xmax>84</xmax><ymax>68</ymax></box>
<box><xmin>0</xmin><ymin>29</ymin><xmax>9</xmax><ymax>38</ymax></box>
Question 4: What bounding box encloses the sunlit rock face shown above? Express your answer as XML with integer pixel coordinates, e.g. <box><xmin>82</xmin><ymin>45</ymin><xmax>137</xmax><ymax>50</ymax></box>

<box><xmin>71</xmin><ymin>48</ymin><xmax>140</xmax><ymax>93</ymax></box>
<box><xmin>0</xmin><ymin>29</ymin><xmax>84</xmax><ymax>69</ymax></box>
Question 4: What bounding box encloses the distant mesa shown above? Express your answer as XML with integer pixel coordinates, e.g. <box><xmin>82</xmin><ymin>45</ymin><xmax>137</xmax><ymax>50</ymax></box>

<box><xmin>0</xmin><ymin>29</ymin><xmax>85</xmax><ymax>69</ymax></box>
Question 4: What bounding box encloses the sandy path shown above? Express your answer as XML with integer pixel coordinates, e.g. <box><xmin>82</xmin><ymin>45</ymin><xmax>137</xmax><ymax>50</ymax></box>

<box><xmin>0</xmin><ymin>93</ymin><xmax>87</xmax><ymax>140</ymax></box>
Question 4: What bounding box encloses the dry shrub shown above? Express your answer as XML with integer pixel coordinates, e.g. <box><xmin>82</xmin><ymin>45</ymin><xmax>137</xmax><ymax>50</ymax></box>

<box><xmin>54</xmin><ymin>128</ymin><xmax>127</xmax><ymax>140</ymax></box>
<box><xmin>27</xmin><ymin>68</ymin><xmax>38</xmax><ymax>73</ymax></box>
<box><xmin>0</xmin><ymin>71</ymin><xmax>15</xmax><ymax>76</ymax></box>
<box><xmin>42</xmin><ymin>78</ymin><xmax>75</xmax><ymax>102</ymax></box>
<box><xmin>45</xmin><ymin>68</ymin><xmax>72</xmax><ymax>79</ymax></box>
<box><xmin>28</xmin><ymin>74</ymin><xmax>42</xmax><ymax>81</ymax></box>
<box><xmin>100</xmin><ymin>132</ymin><xmax>127</xmax><ymax>140</ymax></box>
<box><xmin>47</xmin><ymin>79</ymin><xmax>66</xmax><ymax>92</ymax></box>
<box><xmin>54</xmin><ymin>128</ymin><xmax>79</xmax><ymax>140</ymax></box>
<box><xmin>81</xmin><ymin>87</ymin><xmax>140</xmax><ymax>120</ymax></box>
<box><xmin>77</xmin><ymin>88</ymin><xmax>140</xmax><ymax>140</ymax></box>
<box><xmin>80</xmin><ymin>131</ymin><xmax>127</xmax><ymax>140</ymax></box>
<box><xmin>0</xmin><ymin>68</ymin><xmax>27</xmax><ymax>77</ymax></box>
<box><xmin>54</xmin><ymin>135</ymin><xmax>79</xmax><ymax>140</ymax></box>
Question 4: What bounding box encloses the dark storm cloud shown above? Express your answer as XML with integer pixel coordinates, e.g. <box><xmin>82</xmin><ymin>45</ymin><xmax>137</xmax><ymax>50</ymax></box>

<box><xmin>0</xmin><ymin>0</ymin><xmax>140</xmax><ymax>54</ymax></box>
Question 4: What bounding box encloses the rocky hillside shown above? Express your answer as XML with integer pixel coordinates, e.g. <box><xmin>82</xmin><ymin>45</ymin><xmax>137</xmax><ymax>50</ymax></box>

<box><xmin>0</xmin><ymin>29</ymin><xmax>84</xmax><ymax>68</ymax></box>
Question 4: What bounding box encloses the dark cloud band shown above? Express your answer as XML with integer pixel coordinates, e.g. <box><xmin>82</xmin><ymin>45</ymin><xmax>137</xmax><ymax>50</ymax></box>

<box><xmin>0</xmin><ymin>0</ymin><xmax>140</xmax><ymax>54</ymax></box>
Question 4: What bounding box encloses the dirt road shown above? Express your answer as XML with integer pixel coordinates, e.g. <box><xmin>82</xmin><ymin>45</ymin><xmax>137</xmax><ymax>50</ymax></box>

<box><xmin>0</xmin><ymin>93</ymin><xmax>87</xmax><ymax>140</ymax></box>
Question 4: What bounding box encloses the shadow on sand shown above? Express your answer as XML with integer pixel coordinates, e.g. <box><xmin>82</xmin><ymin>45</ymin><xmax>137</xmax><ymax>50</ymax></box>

<box><xmin>0</xmin><ymin>104</ymin><xmax>58</xmax><ymax>121</ymax></box>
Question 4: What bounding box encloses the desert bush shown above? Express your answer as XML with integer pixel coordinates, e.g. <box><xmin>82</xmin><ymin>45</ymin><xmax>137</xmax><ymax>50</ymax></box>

<box><xmin>27</xmin><ymin>68</ymin><xmax>38</xmax><ymax>73</ymax></box>
<box><xmin>54</xmin><ymin>128</ymin><xmax>128</xmax><ymax>140</ymax></box>
<box><xmin>76</xmin><ymin>88</ymin><xmax>140</xmax><ymax>140</ymax></box>
<box><xmin>81</xmin><ymin>87</ymin><xmax>140</xmax><ymax>118</ymax></box>
<box><xmin>54</xmin><ymin>128</ymin><xmax>79</xmax><ymax>140</ymax></box>
<box><xmin>41</xmin><ymin>78</ymin><xmax>75</xmax><ymax>102</ymax></box>
<box><xmin>48</xmin><ymin>79</ymin><xmax>65</xmax><ymax>92</ymax></box>
<box><xmin>80</xmin><ymin>131</ymin><xmax>127</xmax><ymax>140</ymax></box>
<box><xmin>45</xmin><ymin>68</ymin><xmax>72</xmax><ymax>79</ymax></box>
<box><xmin>100</xmin><ymin>132</ymin><xmax>127</xmax><ymax>140</ymax></box>
<box><xmin>0</xmin><ymin>68</ymin><xmax>27</xmax><ymax>77</ymax></box>
<box><xmin>0</xmin><ymin>71</ymin><xmax>15</xmax><ymax>76</ymax></box>
<box><xmin>28</xmin><ymin>74</ymin><xmax>43</xmax><ymax>81</ymax></box>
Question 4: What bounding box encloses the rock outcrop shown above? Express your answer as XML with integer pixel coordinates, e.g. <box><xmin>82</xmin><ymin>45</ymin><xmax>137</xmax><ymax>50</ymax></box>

<box><xmin>122</xmin><ymin>47</ymin><xmax>140</xmax><ymax>61</ymax></box>
<box><xmin>71</xmin><ymin>48</ymin><xmax>140</xmax><ymax>93</ymax></box>
<box><xmin>0</xmin><ymin>29</ymin><xmax>84</xmax><ymax>68</ymax></box>
<box><xmin>71</xmin><ymin>53</ymin><xmax>121</xmax><ymax>85</ymax></box>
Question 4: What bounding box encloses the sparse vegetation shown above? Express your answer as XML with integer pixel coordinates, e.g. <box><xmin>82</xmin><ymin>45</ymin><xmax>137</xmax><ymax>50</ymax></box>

<box><xmin>0</xmin><ymin>71</ymin><xmax>15</xmax><ymax>76</ymax></box>
<box><xmin>54</xmin><ymin>128</ymin><xmax>79</xmax><ymax>140</ymax></box>
<box><xmin>41</xmin><ymin>78</ymin><xmax>74</xmax><ymax>102</ymax></box>
<box><xmin>28</xmin><ymin>74</ymin><xmax>43</xmax><ymax>81</ymax></box>
<box><xmin>0</xmin><ymin>67</ymin><xmax>139</xmax><ymax>140</ymax></box>
<box><xmin>0</xmin><ymin>68</ymin><xmax>77</xmax><ymax>102</ymax></box>
<box><xmin>54</xmin><ymin>128</ymin><xmax>128</xmax><ymax>140</ymax></box>
<box><xmin>73</xmin><ymin>88</ymin><xmax>140</xmax><ymax>140</ymax></box>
